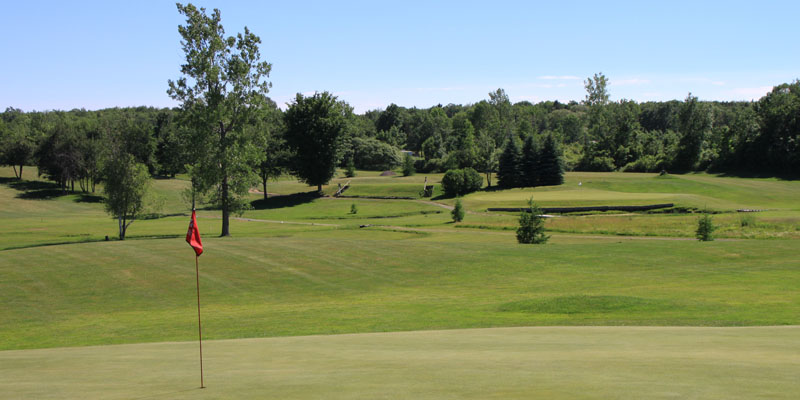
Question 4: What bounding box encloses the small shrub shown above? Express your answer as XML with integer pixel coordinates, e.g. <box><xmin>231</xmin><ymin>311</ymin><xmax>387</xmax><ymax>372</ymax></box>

<box><xmin>739</xmin><ymin>213</ymin><xmax>756</xmax><ymax>228</ymax></box>
<box><xmin>517</xmin><ymin>198</ymin><xmax>549</xmax><ymax>244</ymax></box>
<box><xmin>451</xmin><ymin>198</ymin><xmax>465</xmax><ymax>222</ymax></box>
<box><xmin>349</xmin><ymin>203</ymin><xmax>358</xmax><ymax>214</ymax></box>
<box><xmin>441</xmin><ymin>167</ymin><xmax>483</xmax><ymax>197</ymax></box>
<box><xmin>696</xmin><ymin>212</ymin><xmax>715</xmax><ymax>241</ymax></box>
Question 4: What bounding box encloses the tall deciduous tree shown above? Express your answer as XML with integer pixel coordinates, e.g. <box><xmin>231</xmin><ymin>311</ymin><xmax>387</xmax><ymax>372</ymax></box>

<box><xmin>672</xmin><ymin>93</ymin><xmax>710</xmax><ymax>172</ymax></box>
<box><xmin>584</xmin><ymin>73</ymin><xmax>610</xmax><ymax>107</ymax></box>
<box><xmin>284</xmin><ymin>92</ymin><xmax>350</xmax><ymax>192</ymax></box>
<box><xmin>167</xmin><ymin>3</ymin><xmax>272</xmax><ymax>236</ymax></box>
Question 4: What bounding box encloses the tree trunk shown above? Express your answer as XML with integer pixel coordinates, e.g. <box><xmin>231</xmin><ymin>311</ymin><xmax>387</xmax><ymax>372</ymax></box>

<box><xmin>221</xmin><ymin>174</ymin><xmax>230</xmax><ymax>237</ymax></box>
<box><xmin>220</xmin><ymin>121</ymin><xmax>231</xmax><ymax>237</ymax></box>
<box><xmin>118</xmin><ymin>217</ymin><xmax>125</xmax><ymax>240</ymax></box>
<box><xmin>317</xmin><ymin>184</ymin><xmax>322</xmax><ymax>193</ymax></box>
<box><xmin>263</xmin><ymin>179</ymin><xmax>268</xmax><ymax>200</ymax></box>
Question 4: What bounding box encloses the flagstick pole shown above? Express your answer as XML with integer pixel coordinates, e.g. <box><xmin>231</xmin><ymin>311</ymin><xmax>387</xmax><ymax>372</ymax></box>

<box><xmin>195</xmin><ymin>253</ymin><xmax>205</xmax><ymax>389</ymax></box>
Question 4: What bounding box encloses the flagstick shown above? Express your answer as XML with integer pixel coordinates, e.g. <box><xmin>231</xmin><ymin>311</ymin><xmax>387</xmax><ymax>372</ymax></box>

<box><xmin>195</xmin><ymin>254</ymin><xmax>205</xmax><ymax>389</ymax></box>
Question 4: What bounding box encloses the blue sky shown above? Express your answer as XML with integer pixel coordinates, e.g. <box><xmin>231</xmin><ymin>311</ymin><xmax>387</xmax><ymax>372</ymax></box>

<box><xmin>2</xmin><ymin>1</ymin><xmax>799</xmax><ymax>113</ymax></box>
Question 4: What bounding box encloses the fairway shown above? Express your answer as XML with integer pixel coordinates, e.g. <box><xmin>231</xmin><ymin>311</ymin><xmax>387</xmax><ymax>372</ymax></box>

<box><xmin>2</xmin><ymin>167</ymin><xmax>799</xmax><ymax>398</ymax></box>
<box><xmin>1</xmin><ymin>326</ymin><xmax>798</xmax><ymax>399</ymax></box>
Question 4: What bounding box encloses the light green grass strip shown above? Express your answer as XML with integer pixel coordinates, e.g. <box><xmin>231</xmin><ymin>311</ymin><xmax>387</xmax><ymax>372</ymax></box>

<box><xmin>1</xmin><ymin>326</ymin><xmax>797</xmax><ymax>399</ymax></box>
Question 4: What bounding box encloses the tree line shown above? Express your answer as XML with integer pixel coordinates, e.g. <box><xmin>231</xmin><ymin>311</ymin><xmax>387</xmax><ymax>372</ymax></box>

<box><xmin>1</xmin><ymin>3</ymin><xmax>798</xmax><ymax>236</ymax></box>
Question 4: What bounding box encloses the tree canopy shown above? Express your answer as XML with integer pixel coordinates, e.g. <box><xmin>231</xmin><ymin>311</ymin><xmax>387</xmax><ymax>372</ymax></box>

<box><xmin>284</xmin><ymin>92</ymin><xmax>350</xmax><ymax>192</ymax></box>
<box><xmin>167</xmin><ymin>3</ymin><xmax>272</xmax><ymax>236</ymax></box>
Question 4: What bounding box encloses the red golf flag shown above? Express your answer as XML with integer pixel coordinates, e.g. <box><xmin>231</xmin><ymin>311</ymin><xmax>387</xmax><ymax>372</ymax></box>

<box><xmin>186</xmin><ymin>210</ymin><xmax>203</xmax><ymax>256</ymax></box>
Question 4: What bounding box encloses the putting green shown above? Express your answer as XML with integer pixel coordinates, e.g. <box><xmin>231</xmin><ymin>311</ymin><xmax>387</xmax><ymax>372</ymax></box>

<box><xmin>1</xmin><ymin>326</ymin><xmax>797</xmax><ymax>399</ymax></box>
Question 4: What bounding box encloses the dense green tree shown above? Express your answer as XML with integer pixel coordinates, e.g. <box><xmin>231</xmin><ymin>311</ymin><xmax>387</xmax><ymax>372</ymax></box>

<box><xmin>284</xmin><ymin>92</ymin><xmax>350</xmax><ymax>192</ymax></box>
<box><xmin>0</xmin><ymin>110</ymin><xmax>35</xmax><ymax>179</ymax></box>
<box><xmin>451</xmin><ymin>198</ymin><xmax>465</xmax><ymax>222</ymax></box>
<box><xmin>376</xmin><ymin>103</ymin><xmax>407</xmax><ymax>133</ymax></box>
<box><xmin>103</xmin><ymin>152</ymin><xmax>151</xmax><ymax>240</ymax></box>
<box><xmin>402</xmin><ymin>152</ymin><xmax>415</xmax><ymax>176</ymax></box>
<box><xmin>537</xmin><ymin>134</ymin><xmax>565</xmax><ymax>186</ymax></box>
<box><xmin>520</xmin><ymin>134</ymin><xmax>540</xmax><ymax>187</ymax></box>
<box><xmin>349</xmin><ymin>136</ymin><xmax>401</xmax><ymax>170</ymax></box>
<box><xmin>167</xmin><ymin>3</ymin><xmax>272</xmax><ymax>236</ymax></box>
<box><xmin>672</xmin><ymin>93</ymin><xmax>711</xmax><ymax>172</ymax></box>
<box><xmin>754</xmin><ymin>81</ymin><xmax>800</xmax><ymax>173</ymax></box>
<box><xmin>35</xmin><ymin>117</ymin><xmax>84</xmax><ymax>192</ymax></box>
<box><xmin>497</xmin><ymin>137</ymin><xmax>522</xmax><ymax>188</ymax></box>
<box><xmin>447</xmin><ymin>112</ymin><xmax>477</xmax><ymax>168</ymax></box>
<box><xmin>441</xmin><ymin>167</ymin><xmax>482</xmax><ymax>197</ymax></box>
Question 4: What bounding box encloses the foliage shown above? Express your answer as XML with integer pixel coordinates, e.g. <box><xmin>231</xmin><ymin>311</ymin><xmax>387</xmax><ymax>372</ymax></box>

<box><xmin>402</xmin><ymin>152</ymin><xmax>415</xmax><ymax>176</ymax></box>
<box><xmin>520</xmin><ymin>134</ymin><xmax>540</xmax><ymax>187</ymax></box>
<box><xmin>284</xmin><ymin>92</ymin><xmax>350</xmax><ymax>192</ymax></box>
<box><xmin>345</xmin><ymin>156</ymin><xmax>356</xmax><ymax>177</ymax></box>
<box><xmin>349</xmin><ymin>136</ymin><xmax>401</xmax><ymax>170</ymax></box>
<box><xmin>102</xmin><ymin>152</ymin><xmax>151</xmax><ymax>240</ymax></box>
<box><xmin>350</xmin><ymin>203</ymin><xmax>358</xmax><ymax>215</ymax></box>
<box><xmin>673</xmin><ymin>93</ymin><xmax>711</xmax><ymax>172</ymax></box>
<box><xmin>696</xmin><ymin>212</ymin><xmax>716</xmax><ymax>241</ymax></box>
<box><xmin>497</xmin><ymin>137</ymin><xmax>522</xmax><ymax>188</ymax></box>
<box><xmin>441</xmin><ymin>167</ymin><xmax>482</xmax><ymax>197</ymax></box>
<box><xmin>167</xmin><ymin>3</ymin><xmax>272</xmax><ymax>236</ymax></box>
<box><xmin>537</xmin><ymin>134</ymin><xmax>565</xmax><ymax>186</ymax></box>
<box><xmin>517</xmin><ymin>198</ymin><xmax>549</xmax><ymax>244</ymax></box>
<box><xmin>584</xmin><ymin>72</ymin><xmax>609</xmax><ymax>107</ymax></box>
<box><xmin>451</xmin><ymin>198</ymin><xmax>465</xmax><ymax>222</ymax></box>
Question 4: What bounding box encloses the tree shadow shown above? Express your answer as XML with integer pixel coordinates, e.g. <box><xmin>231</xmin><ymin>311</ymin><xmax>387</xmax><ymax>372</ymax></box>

<box><xmin>11</xmin><ymin>180</ymin><xmax>68</xmax><ymax>199</ymax></box>
<box><xmin>250</xmin><ymin>191</ymin><xmax>319</xmax><ymax>210</ymax></box>
<box><xmin>75</xmin><ymin>194</ymin><xmax>104</xmax><ymax>203</ymax></box>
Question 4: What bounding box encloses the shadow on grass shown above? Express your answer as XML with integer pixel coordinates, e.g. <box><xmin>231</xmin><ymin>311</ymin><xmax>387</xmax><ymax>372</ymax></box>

<box><xmin>5</xmin><ymin>179</ymin><xmax>68</xmax><ymax>199</ymax></box>
<box><xmin>0</xmin><ymin>234</ymin><xmax>182</xmax><ymax>252</ymax></box>
<box><xmin>75</xmin><ymin>194</ymin><xmax>103</xmax><ymax>203</ymax></box>
<box><xmin>250</xmin><ymin>191</ymin><xmax>319</xmax><ymax>210</ymax></box>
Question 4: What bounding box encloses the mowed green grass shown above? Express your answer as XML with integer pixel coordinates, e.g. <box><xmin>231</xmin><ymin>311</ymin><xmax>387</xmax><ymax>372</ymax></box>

<box><xmin>2</xmin><ymin>230</ymin><xmax>799</xmax><ymax>350</ymax></box>
<box><xmin>1</xmin><ymin>326</ymin><xmax>798</xmax><ymax>399</ymax></box>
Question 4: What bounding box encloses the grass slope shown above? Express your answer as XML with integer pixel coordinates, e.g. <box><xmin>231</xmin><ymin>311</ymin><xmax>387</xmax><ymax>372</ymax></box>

<box><xmin>1</xmin><ymin>326</ymin><xmax>798</xmax><ymax>399</ymax></box>
<box><xmin>2</xmin><ymin>231</ymin><xmax>799</xmax><ymax>350</ymax></box>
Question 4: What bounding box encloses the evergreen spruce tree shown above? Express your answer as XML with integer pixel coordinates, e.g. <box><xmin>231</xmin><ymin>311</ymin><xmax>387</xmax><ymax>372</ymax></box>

<box><xmin>521</xmin><ymin>134</ymin><xmax>540</xmax><ymax>187</ymax></box>
<box><xmin>497</xmin><ymin>137</ymin><xmax>522</xmax><ymax>188</ymax></box>
<box><xmin>517</xmin><ymin>198</ymin><xmax>549</xmax><ymax>244</ymax></box>
<box><xmin>538</xmin><ymin>134</ymin><xmax>565</xmax><ymax>186</ymax></box>
<box><xmin>696</xmin><ymin>212</ymin><xmax>715</xmax><ymax>241</ymax></box>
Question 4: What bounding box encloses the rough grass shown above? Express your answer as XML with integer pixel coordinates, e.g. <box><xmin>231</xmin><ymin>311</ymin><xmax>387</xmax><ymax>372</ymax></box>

<box><xmin>1</xmin><ymin>326</ymin><xmax>798</xmax><ymax>399</ymax></box>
